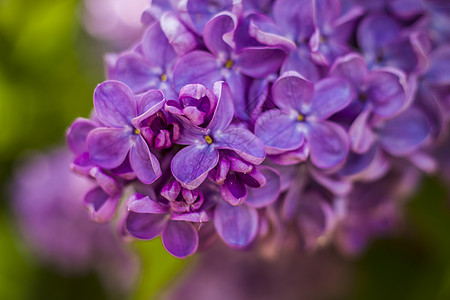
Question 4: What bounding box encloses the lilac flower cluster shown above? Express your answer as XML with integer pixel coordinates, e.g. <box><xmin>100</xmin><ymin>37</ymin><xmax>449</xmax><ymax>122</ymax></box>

<box><xmin>69</xmin><ymin>0</ymin><xmax>450</xmax><ymax>258</ymax></box>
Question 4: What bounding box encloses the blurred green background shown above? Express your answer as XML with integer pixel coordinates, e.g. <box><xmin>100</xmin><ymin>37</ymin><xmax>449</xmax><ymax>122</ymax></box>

<box><xmin>0</xmin><ymin>0</ymin><xmax>449</xmax><ymax>299</ymax></box>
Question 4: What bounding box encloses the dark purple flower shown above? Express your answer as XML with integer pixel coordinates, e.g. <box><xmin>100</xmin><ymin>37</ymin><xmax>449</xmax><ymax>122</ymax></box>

<box><xmin>255</xmin><ymin>72</ymin><xmax>352</xmax><ymax>168</ymax></box>
<box><xmin>171</xmin><ymin>81</ymin><xmax>265</xmax><ymax>189</ymax></box>
<box><xmin>87</xmin><ymin>80</ymin><xmax>164</xmax><ymax>184</ymax></box>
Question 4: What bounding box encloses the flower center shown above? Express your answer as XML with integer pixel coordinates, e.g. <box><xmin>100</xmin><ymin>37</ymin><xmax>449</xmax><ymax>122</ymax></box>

<box><xmin>297</xmin><ymin>114</ymin><xmax>305</xmax><ymax>122</ymax></box>
<box><xmin>160</xmin><ymin>73</ymin><xmax>168</xmax><ymax>82</ymax></box>
<box><xmin>224</xmin><ymin>59</ymin><xmax>234</xmax><ymax>69</ymax></box>
<box><xmin>134</xmin><ymin>128</ymin><xmax>140</xmax><ymax>135</ymax></box>
<box><xmin>204</xmin><ymin>135</ymin><xmax>213</xmax><ymax>144</ymax></box>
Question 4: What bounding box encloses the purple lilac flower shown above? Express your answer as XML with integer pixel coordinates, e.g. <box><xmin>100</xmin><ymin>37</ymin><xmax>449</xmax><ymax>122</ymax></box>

<box><xmin>87</xmin><ymin>80</ymin><xmax>164</xmax><ymax>184</ymax></box>
<box><xmin>12</xmin><ymin>148</ymin><xmax>139</xmax><ymax>292</ymax></box>
<box><xmin>170</xmin><ymin>81</ymin><xmax>265</xmax><ymax>189</ymax></box>
<box><xmin>255</xmin><ymin>71</ymin><xmax>352</xmax><ymax>168</ymax></box>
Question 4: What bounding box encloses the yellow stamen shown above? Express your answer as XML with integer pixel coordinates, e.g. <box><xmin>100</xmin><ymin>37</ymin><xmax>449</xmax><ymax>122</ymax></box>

<box><xmin>204</xmin><ymin>135</ymin><xmax>213</xmax><ymax>144</ymax></box>
<box><xmin>297</xmin><ymin>114</ymin><xmax>305</xmax><ymax>122</ymax></box>
<box><xmin>225</xmin><ymin>59</ymin><xmax>234</xmax><ymax>69</ymax></box>
<box><xmin>160</xmin><ymin>73</ymin><xmax>168</xmax><ymax>82</ymax></box>
<box><xmin>134</xmin><ymin>128</ymin><xmax>140</xmax><ymax>135</ymax></box>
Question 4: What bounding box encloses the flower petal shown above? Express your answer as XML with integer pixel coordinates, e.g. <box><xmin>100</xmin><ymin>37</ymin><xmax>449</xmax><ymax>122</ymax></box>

<box><xmin>214</xmin><ymin>201</ymin><xmax>259</xmax><ymax>248</ymax></box>
<box><xmin>235</xmin><ymin>47</ymin><xmax>286</xmax><ymax>78</ymax></box>
<box><xmin>306</xmin><ymin>121</ymin><xmax>349</xmax><ymax>169</ymax></box>
<box><xmin>208</xmin><ymin>81</ymin><xmax>234</xmax><ymax>132</ymax></box>
<box><xmin>94</xmin><ymin>81</ymin><xmax>137</xmax><ymax>127</ymax></box>
<box><xmin>109</xmin><ymin>53</ymin><xmax>161</xmax><ymax>94</ymax></box>
<box><xmin>162</xmin><ymin>220</ymin><xmax>199</xmax><ymax>258</ymax></box>
<box><xmin>246</xmin><ymin>166</ymin><xmax>281</xmax><ymax>208</ymax></box>
<box><xmin>203</xmin><ymin>12</ymin><xmax>235</xmax><ymax>56</ymax></box>
<box><xmin>132</xmin><ymin>89</ymin><xmax>165</xmax><ymax>127</ymax></box>
<box><xmin>130</xmin><ymin>135</ymin><xmax>162</xmax><ymax>184</ymax></box>
<box><xmin>377</xmin><ymin>108</ymin><xmax>430</xmax><ymax>156</ymax></box>
<box><xmin>127</xmin><ymin>193</ymin><xmax>169</xmax><ymax>214</ymax></box>
<box><xmin>220</xmin><ymin>173</ymin><xmax>248</xmax><ymax>206</ymax></box>
<box><xmin>125</xmin><ymin>211</ymin><xmax>168</xmax><ymax>240</ymax></box>
<box><xmin>87</xmin><ymin>128</ymin><xmax>132</xmax><ymax>169</ymax></box>
<box><xmin>83</xmin><ymin>186</ymin><xmax>120</xmax><ymax>223</ymax></box>
<box><xmin>255</xmin><ymin>109</ymin><xmax>304</xmax><ymax>155</ymax></box>
<box><xmin>271</xmin><ymin>71</ymin><xmax>314</xmax><ymax>112</ymax></box>
<box><xmin>66</xmin><ymin>118</ymin><xmax>97</xmax><ymax>155</ymax></box>
<box><xmin>366</xmin><ymin>68</ymin><xmax>406</xmax><ymax>118</ymax></box>
<box><xmin>215</xmin><ymin>126</ymin><xmax>266</xmax><ymax>165</ymax></box>
<box><xmin>171</xmin><ymin>144</ymin><xmax>219</xmax><ymax>189</ymax></box>
<box><xmin>173</xmin><ymin>51</ymin><xmax>222</xmax><ymax>91</ymax></box>
<box><xmin>329</xmin><ymin>53</ymin><xmax>367</xmax><ymax>88</ymax></box>
<box><xmin>141</xmin><ymin>21</ymin><xmax>177</xmax><ymax>68</ymax></box>
<box><xmin>309</xmin><ymin>77</ymin><xmax>352</xmax><ymax>120</ymax></box>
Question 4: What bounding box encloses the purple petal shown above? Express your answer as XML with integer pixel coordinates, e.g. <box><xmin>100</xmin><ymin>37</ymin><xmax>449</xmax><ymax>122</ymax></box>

<box><xmin>314</xmin><ymin>0</ymin><xmax>341</xmax><ymax>29</ymax></box>
<box><xmin>246</xmin><ymin>166</ymin><xmax>281</xmax><ymax>208</ymax></box>
<box><xmin>171</xmin><ymin>210</ymin><xmax>211</xmax><ymax>223</ymax></box>
<box><xmin>254</xmin><ymin>109</ymin><xmax>304</xmax><ymax>155</ymax></box>
<box><xmin>160</xmin><ymin>12</ymin><xmax>198</xmax><ymax>56</ymax></box>
<box><xmin>208</xmin><ymin>81</ymin><xmax>234</xmax><ymax>132</ymax></box>
<box><xmin>203</xmin><ymin>12</ymin><xmax>235</xmax><ymax>56</ymax></box>
<box><xmin>171</xmin><ymin>145</ymin><xmax>219</xmax><ymax>189</ymax></box>
<box><xmin>132</xmin><ymin>89</ymin><xmax>165</xmax><ymax>127</ymax></box>
<box><xmin>220</xmin><ymin>173</ymin><xmax>248</xmax><ymax>206</ymax></box>
<box><xmin>109</xmin><ymin>53</ymin><xmax>161</xmax><ymax>94</ymax></box>
<box><xmin>281</xmin><ymin>49</ymin><xmax>320</xmax><ymax>82</ymax></box>
<box><xmin>173</xmin><ymin>51</ymin><xmax>222</xmax><ymax>91</ymax></box>
<box><xmin>329</xmin><ymin>53</ymin><xmax>367</xmax><ymax>88</ymax></box>
<box><xmin>271</xmin><ymin>71</ymin><xmax>314</xmax><ymax>112</ymax></box>
<box><xmin>235</xmin><ymin>47</ymin><xmax>286</xmax><ymax>78</ymax></box>
<box><xmin>425</xmin><ymin>45</ymin><xmax>450</xmax><ymax>86</ymax></box>
<box><xmin>246</xmin><ymin>13</ymin><xmax>297</xmax><ymax>51</ymax></box>
<box><xmin>125</xmin><ymin>211</ymin><xmax>168</xmax><ymax>240</ymax></box>
<box><xmin>66</xmin><ymin>118</ymin><xmax>97</xmax><ymax>155</ymax></box>
<box><xmin>377</xmin><ymin>108</ymin><xmax>430</xmax><ymax>156</ymax></box>
<box><xmin>357</xmin><ymin>14</ymin><xmax>401</xmax><ymax>54</ymax></box>
<box><xmin>309</xmin><ymin>77</ymin><xmax>352</xmax><ymax>120</ymax></box>
<box><xmin>214</xmin><ymin>201</ymin><xmax>259</xmax><ymax>248</ymax></box>
<box><xmin>84</xmin><ymin>186</ymin><xmax>120</xmax><ymax>223</ymax></box>
<box><xmin>187</xmin><ymin>0</ymin><xmax>234</xmax><ymax>34</ymax></box>
<box><xmin>87</xmin><ymin>128</ymin><xmax>132</xmax><ymax>169</ymax></box>
<box><xmin>130</xmin><ymin>136</ymin><xmax>162</xmax><ymax>184</ymax></box>
<box><xmin>162</xmin><ymin>220</ymin><xmax>199</xmax><ymax>258</ymax></box>
<box><xmin>273</xmin><ymin>0</ymin><xmax>314</xmax><ymax>41</ymax></box>
<box><xmin>161</xmin><ymin>181</ymin><xmax>182</xmax><ymax>202</ymax></box>
<box><xmin>349</xmin><ymin>109</ymin><xmax>376</xmax><ymax>153</ymax></box>
<box><xmin>127</xmin><ymin>193</ymin><xmax>169</xmax><ymax>214</ymax></box>
<box><xmin>94</xmin><ymin>81</ymin><xmax>137</xmax><ymax>127</ymax></box>
<box><xmin>297</xmin><ymin>192</ymin><xmax>333</xmax><ymax>250</ymax></box>
<box><xmin>215</xmin><ymin>126</ymin><xmax>266</xmax><ymax>165</ymax></box>
<box><xmin>306</xmin><ymin>121</ymin><xmax>349</xmax><ymax>169</ymax></box>
<box><xmin>141</xmin><ymin>21</ymin><xmax>177</xmax><ymax>68</ymax></box>
<box><xmin>90</xmin><ymin>167</ymin><xmax>121</xmax><ymax>195</ymax></box>
<box><xmin>366</xmin><ymin>68</ymin><xmax>406</xmax><ymax>118</ymax></box>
